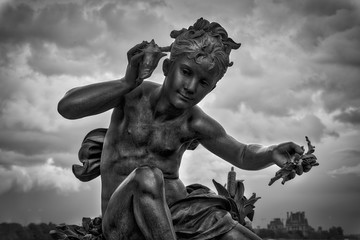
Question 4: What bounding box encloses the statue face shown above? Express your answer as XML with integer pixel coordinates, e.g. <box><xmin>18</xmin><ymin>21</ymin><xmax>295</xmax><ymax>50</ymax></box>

<box><xmin>163</xmin><ymin>55</ymin><xmax>220</xmax><ymax>109</ymax></box>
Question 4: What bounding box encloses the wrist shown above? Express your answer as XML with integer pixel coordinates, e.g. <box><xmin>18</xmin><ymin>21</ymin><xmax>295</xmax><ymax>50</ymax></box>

<box><xmin>120</xmin><ymin>77</ymin><xmax>137</xmax><ymax>90</ymax></box>
<box><xmin>243</xmin><ymin>144</ymin><xmax>277</xmax><ymax>169</ymax></box>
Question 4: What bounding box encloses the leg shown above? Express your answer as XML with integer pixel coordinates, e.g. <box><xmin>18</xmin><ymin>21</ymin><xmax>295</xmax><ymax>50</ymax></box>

<box><xmin>219</xmin><ymin>224</ymin><xmax>262</xmax><ymax>240</ymax></box>
<box><xmin>102</xmin><ymin>166</ymin><xmax>176</xmax><ymax>240</ymax></box>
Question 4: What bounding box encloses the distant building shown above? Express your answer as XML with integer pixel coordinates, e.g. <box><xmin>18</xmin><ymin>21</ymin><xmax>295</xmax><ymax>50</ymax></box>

<box><xmin>268</xmin><ymin>218</ymin><xmax>285</xmax><ymax>231</ymax></box>
<box><xmin>285</xmin><ymin>211</ymin><xmax>314</xmax><ymax>236</ymax></box>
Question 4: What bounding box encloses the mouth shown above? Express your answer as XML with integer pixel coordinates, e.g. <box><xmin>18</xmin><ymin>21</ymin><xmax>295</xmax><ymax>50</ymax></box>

<box><xmin>178</xmin><ymin>92</ymin><xmax>193</xmax><ymax>101</ymax></box>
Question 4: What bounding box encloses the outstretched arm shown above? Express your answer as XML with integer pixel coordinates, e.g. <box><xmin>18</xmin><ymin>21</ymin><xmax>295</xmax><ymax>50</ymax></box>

<box><xmin>200</xmin><ymin>130</ymin><xmax>277</xmax><ymax>170</ymax></box>
<box><xmin>194</xmin><ymin>110</ymin><xmax>304</xmax><ymax>170</ymax></box>
<box><xmin>58</xmin><ymin>42</ymin><xmax>147</xmax><ymax>119</ymax></box>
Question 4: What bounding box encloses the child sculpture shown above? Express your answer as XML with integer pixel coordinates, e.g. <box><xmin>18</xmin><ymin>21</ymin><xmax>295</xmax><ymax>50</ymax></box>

<box><xmin>58</xmin><ymin>18</ymin><xmax>308</xmax><ymax>240</ymax></box>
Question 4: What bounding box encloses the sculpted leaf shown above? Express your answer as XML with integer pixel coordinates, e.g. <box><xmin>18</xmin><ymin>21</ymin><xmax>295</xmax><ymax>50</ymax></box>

<box><xmin>212</xmin><ymin>179</ymin><xmax>230</xmax><ymax>198</ymax></box>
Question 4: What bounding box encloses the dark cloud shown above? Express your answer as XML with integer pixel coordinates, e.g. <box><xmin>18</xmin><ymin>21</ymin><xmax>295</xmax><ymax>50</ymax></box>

<box><xmin>213</xmin><ymin>78</ymin><xmax>313</xmax><ymax>117</ymax></box>
<box><xmin>334</xmin><ymin>149</ymin><xmax>360</xmax><ymax>165</ymax></box>
<box><xmin>0</xmin><ymin>3</ymin><xmax>35</xmax><ymax>44</ymax></box>
<box><xmin>0</xmin><ymin>129</ymin><xmax>76</xmax><ymax>156</ymax></box>
<box><xmin>297</xmin><ymin>65</ymin><xmax>360</xmax><ymax>121</ymax></box>
<box><xmin>179</xmin><ymin>0</ymin><xmax>255</xmax><ymax>20</ymax></box>
<box><xmin>290</xmin><ymin>0</ymin><xmax>360</xmax><ymax>67</ymax></box>
<box><xmin>26</xmin><ymin>43</ymin><xmax>104</xmax><ymax>76</ymax></box>
<box><xmin>319</xmin><ymin>71</ymin><xmax>359</xmax><ymax>114</ymax></box>
<box><xmin>0</xmin><ymin>183</ymin><xmax>101</xmax><ymax>224</ymax></box>
<box><xmin>317</xmin><ymin>26</ymin><xmax>360</xmax><ymax>67</ymax></box>
<box><xmin>0</xmin><ymin>2</ymin><xmax>102</xmax><ymax>48</ymax></box>
<box><xmin>0</xmin><ymin>45</ymin><xmax>23</xmax><ymax>102</ymax></box>
<box><xmin>0</xmin><ymin>1</ymin><xmax>108</xmax><ymax>76</ymax></box>
<box><xmin>98</xmin><ymin>2</ymin><xmax>127</xmax><ymax>36</ymax></box>
<box><xmin>0</xmin><ymin>135</ymin><xmax>79</xmax><ymax>171</ymax></box>
<box><xmin>0</xmin><ymin>110</ymin><xmax>110</xmax><ymax>156</ymax></box>
<box><xmin>229</xmin><ymin>0</ymin><xmax>360</xmax><ymax>123</ymax></box>
<box><xmin>326</xmin><ymin>148</ymin><xmax>360</xmax><ymax>178</ymax></box>
<box><xmin>0</xmin><ymin>150</ymin><xmax>46</xmax><ymax>169</ymax></box>
<box><xmin>275</xmin><ymin>0</ymin><xmax>354</xmax><ymax>17</ymax></box>
<box><xmin>119</xmin><ymin>0</ymin><xmax>167</xmax><ymax>7</ymax></box>
<box><xmin>98</xmin><ymin>1</ymin><xmax>168</xmax><ymax>42</ymax></box>
<box><xmin>334</xmin><ymin>108</ymin><xmax>360</xmax><ymax>125</ymax></box>
<box><xmin>326</xmin><ymin>130</ymin><xmax>340</xmax><ymax>138</ymax></box>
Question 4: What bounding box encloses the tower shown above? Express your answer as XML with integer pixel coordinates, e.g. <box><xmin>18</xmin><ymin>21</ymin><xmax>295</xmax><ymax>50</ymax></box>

<box><xmin>227</xmin><ymin>167</ymin><xmax>236</xmax><ymax>197</ymax></box>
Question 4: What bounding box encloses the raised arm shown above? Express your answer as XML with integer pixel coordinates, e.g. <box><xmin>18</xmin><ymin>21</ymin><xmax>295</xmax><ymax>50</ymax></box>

<box><xmin>58</xmin><ymin>42</ymin><xmax>147</xmax><ymax>119</ymax></box>
<box><xmin>193</xmin><ymin>110</ymin><xmax>304</xmax><ymax>170</ymax></box>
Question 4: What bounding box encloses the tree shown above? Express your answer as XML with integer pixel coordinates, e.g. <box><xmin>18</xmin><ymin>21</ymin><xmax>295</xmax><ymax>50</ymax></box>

<box><xmin>329</xmin><ymin>226</ymin><xmax>344</xmax><ymax>239</ymax></box>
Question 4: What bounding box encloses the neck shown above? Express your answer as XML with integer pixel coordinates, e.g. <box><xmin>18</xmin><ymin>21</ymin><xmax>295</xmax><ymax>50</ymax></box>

<box><xmin>151</xmin><ymin>85</ymin><xmax>187</xmax><ymax>121</ymax></box>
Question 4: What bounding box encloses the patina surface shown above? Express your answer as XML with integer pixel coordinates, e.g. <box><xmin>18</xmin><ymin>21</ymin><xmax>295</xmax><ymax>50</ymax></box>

<box><xmin>56</xmin><ymin>18</ymin><xmax>312</xmax><ymax>240</ymax></box>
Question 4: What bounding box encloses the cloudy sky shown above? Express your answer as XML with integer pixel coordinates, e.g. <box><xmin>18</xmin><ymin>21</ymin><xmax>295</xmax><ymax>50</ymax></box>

<box><xmin>0</xmin><ymin>0</ymin><xmax>359</xmax><ymax>235</ymax></box>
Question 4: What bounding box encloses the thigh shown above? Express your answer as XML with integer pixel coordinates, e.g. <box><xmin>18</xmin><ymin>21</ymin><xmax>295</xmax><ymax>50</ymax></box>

<box><xmin>102</xmin><ymin>175</ymin><xmax>144</xmax><ymax>240</ymax></box>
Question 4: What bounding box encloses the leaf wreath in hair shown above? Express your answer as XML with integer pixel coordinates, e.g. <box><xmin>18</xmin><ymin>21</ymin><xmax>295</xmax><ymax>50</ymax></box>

<box><xmin>169</xmin><ymin>17</ymin><xmax>241</xmax><ymax>78</ymax></box>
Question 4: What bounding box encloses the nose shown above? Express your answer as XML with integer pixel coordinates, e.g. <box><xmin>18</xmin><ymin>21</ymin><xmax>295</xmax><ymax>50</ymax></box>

<box><xmin>184</xmin><ymin>78</ymin><xmax>197</xmax><ymax>94</ymax></box>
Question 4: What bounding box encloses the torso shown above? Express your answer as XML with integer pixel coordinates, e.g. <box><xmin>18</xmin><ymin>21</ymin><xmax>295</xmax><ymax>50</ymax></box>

<box><xmin>100</xmin><ymin>82</ymin><xmax>198</xmax><ymax>214</ymax></box>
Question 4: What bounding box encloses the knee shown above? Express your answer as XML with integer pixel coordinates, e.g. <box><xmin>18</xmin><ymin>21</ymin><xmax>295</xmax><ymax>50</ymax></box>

<box><xmin>132</xmin><ymin>166</ymin><xmax>164</xmax><ymax>197</ymax></box>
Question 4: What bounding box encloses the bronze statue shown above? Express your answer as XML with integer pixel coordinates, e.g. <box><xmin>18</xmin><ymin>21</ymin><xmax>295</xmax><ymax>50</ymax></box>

<box><xmin>56</xmin><ymin>18</ymin><xmax>312</xmax><ymax>240</ymax></box>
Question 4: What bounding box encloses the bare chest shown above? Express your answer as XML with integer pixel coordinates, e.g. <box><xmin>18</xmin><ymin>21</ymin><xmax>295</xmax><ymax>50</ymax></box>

<box><xmin>120</xmin><ymin>98</ymin><xmax>194</xmax><ymax>155</ymax></box>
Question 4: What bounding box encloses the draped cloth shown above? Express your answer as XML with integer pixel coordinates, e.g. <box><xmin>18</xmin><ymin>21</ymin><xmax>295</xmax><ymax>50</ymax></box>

<box><xmin>170</xmin><ymin>184</ymin><xmax>238</xmax><ymax>239</ymax></box>
<box><xmin>72</xmin><ymin>128</ymin><xmax>107</xmax><ymax>182</ymax></box>
<box><xmin>50</xmin><ymin>185</ymin><xmax>238</xmax><ymax>240</ymax></box>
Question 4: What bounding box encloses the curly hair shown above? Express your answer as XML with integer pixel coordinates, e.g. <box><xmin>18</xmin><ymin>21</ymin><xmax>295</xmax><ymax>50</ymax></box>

<box><xmin>169</xmin><ymin>18</ymin><xmax>241</xmax><ymax>79</ymax></box>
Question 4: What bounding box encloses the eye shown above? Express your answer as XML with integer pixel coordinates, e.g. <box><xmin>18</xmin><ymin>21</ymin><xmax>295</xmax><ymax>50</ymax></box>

<box><xmin>200</xmin><ymin>79</ymin><xmax>210</xmax><ymax>86</ymax></box>
<box><xmin>182</xmin><ymin>68</ymin><xmax>192</xmax><ymax>76</ymax></box>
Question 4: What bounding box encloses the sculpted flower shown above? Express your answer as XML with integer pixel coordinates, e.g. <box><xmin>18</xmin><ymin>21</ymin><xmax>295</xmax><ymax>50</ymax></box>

<box><xmin>268</xmin><ymin>136</ymin><xmax>319</xmax><ymax>186</ymax></box>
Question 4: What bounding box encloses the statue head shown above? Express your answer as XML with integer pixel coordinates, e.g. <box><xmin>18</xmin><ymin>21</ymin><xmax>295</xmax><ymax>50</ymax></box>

<box><xmin>169</xmin><ymin>18</ymin><xmax>241</xmax><ymax>80</ymax></box>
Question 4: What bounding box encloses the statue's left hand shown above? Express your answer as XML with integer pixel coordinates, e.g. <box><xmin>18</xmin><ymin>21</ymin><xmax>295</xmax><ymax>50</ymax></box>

<box><xmin>271</xmin><ymin>142</ymin><xmax>304</xmax><ymax>168</ymax></box>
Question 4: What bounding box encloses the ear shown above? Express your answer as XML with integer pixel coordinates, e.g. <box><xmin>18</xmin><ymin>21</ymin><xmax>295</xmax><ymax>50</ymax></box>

<box><xmin>162</xmin><ymin>59</ymin><xmax>171</xmax><ymax>76</ymax></box>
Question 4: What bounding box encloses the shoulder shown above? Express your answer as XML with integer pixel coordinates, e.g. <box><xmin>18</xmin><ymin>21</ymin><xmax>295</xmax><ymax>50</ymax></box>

<box><xmin>189</xmin><ymin>106</ymin><xmax>226</xmax><ymax>140</ymax></box>
<box><xmin>125</xmin><ymin>81</ymin><xmax>161</xmax><ymax>100</ymax></box>
<box><xmin>142</xmin><ymin>81</ymin><xmax>161</xmax><ymax>91</ymax></box>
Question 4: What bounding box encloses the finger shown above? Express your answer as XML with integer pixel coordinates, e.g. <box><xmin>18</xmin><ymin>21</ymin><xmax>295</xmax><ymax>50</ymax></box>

<box><xmin>127</xmin><ymin>41</ymin><xmax>148</xmax><ymax>61</ymax></box>
<box><xmin>294</xmin><ymin>153</ymin><xmax>301</xmax><ymax>162</ymax></box>
<box><xmin>290</xmin><ymin>142</ymin><xmax>305</xmax><ymax>155</ymax></box>
<box><xmin>135</xmin><ymin>77</ymin><xmax>144</xmax><ymax>86</ymax></box>
<box><xmin>129</xmin><ymin>41</ymin><xmax>147</xmax><ymax>54</ymax></box>
<box><xmin>129</xmin><ymin>51</ymin><xmax>145</xmax><ymax>66</ymax></box>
